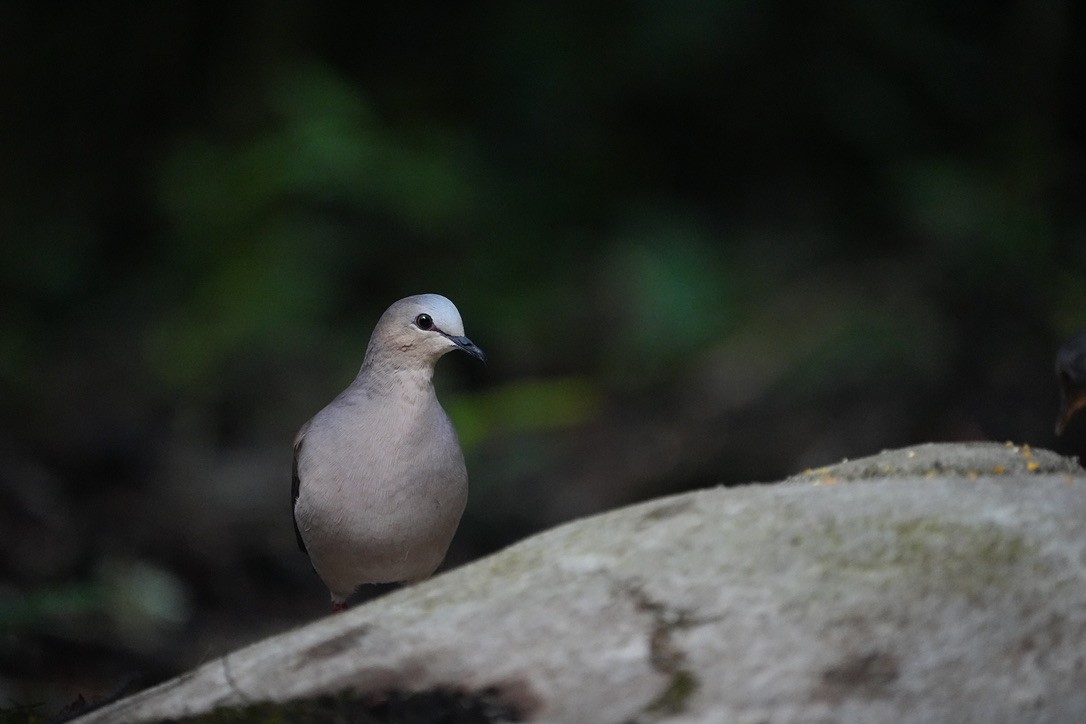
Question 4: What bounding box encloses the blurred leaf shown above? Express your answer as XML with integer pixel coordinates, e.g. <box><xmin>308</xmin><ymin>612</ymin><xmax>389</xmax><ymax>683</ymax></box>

<box><xmin>0</xmin><ymin>560</ymin><xmax>188</xmax><ymax>638</ymax></box>
<box><xmin>600</xmin><ymin>218</ymin><xmax>738</xmax><ymax>381</ymax></box>
<box><xmin>446</xmin><ymin>377</ymin><xmax>603</xmax><ymax>450</ymax></box>
<box><xmin>0</xmin><ymin>583</ymin><xmax>100</xmax><ymax>628</ymax></box>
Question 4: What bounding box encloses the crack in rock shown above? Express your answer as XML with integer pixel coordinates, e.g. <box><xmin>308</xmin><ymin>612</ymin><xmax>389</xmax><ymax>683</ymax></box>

<box><xmin>611</xmin><ymin>577</ymin><xmax>708</xmax><ymax>721</ymax></box>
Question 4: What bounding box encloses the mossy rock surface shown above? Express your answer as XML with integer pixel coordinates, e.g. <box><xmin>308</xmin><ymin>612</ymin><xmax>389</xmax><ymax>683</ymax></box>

<box><xmin>73</xmin><ymin>444</ymin><xmax>1086</xmax><ymax>724</ymax></box>
<box><xmin>790</xmin><ymin>440</ymin><xmax>1082</xmax><ymax>481</ymax></box>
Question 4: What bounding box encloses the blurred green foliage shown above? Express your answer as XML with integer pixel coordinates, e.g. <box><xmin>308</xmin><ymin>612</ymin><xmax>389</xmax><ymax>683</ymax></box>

<box><xmin>148</xmin><ymin>59</ymin><xmax>483</xmax><ymax>392</ymax></box>
<box><xmin>447</xmin><ymin>377</ymin><xmax>603</xmax><ymax>450</ymax></box>
<box><xmin>1</xmin><ymin>2</ymin><xmax>1083</xmax><ymax>423</ymax></box>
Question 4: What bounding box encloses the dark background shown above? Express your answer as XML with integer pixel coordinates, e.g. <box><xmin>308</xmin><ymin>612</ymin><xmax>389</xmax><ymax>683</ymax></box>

<box><xmin>3</xmin><ymin>2</ymin><xmax>1085</xmax><ymax>718</ymax></box>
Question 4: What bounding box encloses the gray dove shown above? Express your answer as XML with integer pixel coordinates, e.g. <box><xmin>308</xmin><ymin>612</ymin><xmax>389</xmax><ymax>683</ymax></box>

<box><xmin>292</xmin><ymin>294</ymin><xmax>485</xmax><ymax>611</ymax></box>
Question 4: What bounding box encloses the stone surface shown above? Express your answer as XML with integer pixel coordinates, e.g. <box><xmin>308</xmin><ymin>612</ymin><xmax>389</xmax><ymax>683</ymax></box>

<box><xmin>73</xmin><ymin>442</ymin><xmax>1086</xmax><ymax>723</ymax></box>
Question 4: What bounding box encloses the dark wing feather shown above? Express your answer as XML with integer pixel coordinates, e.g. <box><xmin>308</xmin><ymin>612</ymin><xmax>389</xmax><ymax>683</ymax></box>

<box><xmin>292</xmin><ymin>424</ymin><xmax>310</xmax><ymax>555</ymax></box>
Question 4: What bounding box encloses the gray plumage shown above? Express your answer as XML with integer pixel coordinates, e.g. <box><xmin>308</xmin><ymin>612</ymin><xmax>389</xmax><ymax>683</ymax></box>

<box><xmin>292</xmin><ymin>294</ymin><xmax>484</xmax><ymax>608</ymax></box>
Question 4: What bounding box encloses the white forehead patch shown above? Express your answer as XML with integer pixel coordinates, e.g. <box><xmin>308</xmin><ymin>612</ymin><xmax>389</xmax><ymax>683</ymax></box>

<box><xmin>400</xmin><ymin>293</ymin><xmax>465</xmax><ymax>336</ymax></box>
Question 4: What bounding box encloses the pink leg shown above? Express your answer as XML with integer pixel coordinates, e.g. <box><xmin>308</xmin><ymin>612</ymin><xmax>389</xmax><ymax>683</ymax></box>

<box><xmin>331</xmin><ymin>599</ymin><xmax>348</xmax><ymax>613</ymax></box>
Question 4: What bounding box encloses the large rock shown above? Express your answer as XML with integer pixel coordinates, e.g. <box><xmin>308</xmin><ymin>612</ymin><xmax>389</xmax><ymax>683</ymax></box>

<box><xmin>74</xmin><ymin>443</ymin><xmax>1086</xmax><ymax>723</ymax></box>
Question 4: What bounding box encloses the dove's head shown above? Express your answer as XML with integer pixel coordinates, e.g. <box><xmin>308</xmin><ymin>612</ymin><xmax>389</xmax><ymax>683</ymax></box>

<box><xmin>367</xmin><ymin>294</ymin><xmax>486</xmax><ymax>369</ymax></box>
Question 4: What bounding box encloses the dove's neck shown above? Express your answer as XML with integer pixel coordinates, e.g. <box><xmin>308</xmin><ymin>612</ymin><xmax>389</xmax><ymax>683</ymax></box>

<box><xmin>351</xmin><ymin>347</ymin><xmax>437</xmax><ymax>402</ymax></box>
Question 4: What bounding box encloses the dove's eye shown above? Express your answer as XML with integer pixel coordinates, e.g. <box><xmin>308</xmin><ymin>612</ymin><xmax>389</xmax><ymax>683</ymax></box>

<box><xmin>415</xmin><ymin>314</ymin><xmax>434</xmax><ymax>330</ymax></box>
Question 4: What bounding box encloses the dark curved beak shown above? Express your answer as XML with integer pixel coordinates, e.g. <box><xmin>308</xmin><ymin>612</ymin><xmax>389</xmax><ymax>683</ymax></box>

<box><xmin>449</xmin><ymin>335</ymin><xmax>486</xmax><ymax>363</ymax></box>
